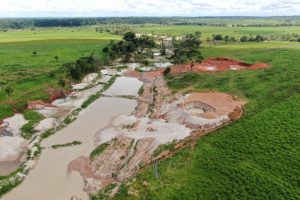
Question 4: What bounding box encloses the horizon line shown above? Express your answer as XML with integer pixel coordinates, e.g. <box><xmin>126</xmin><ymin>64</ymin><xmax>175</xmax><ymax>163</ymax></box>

<box><xmin>1</xmin><ymin>15</ymin><xmax>300</xmax><ymax>19</ymax></box>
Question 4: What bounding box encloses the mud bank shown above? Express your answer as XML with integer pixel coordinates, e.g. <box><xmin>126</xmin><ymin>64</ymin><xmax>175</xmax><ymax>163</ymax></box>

<box><xmin>2</xmin><ymin>97</ymin><xmax>137</xmax><ymax>200</ymax></box>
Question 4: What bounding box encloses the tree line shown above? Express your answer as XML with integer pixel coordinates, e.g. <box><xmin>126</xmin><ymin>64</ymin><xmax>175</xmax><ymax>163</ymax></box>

<box><xmin>1</xmin><ymin>16</ymin><xmax>300</xmax><ymax>29</ymax></box>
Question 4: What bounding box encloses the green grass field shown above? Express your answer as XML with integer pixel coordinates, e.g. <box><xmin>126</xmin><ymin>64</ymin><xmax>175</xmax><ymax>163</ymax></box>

<box><xmin>0</xmin><ymin>28</ymin><xmax>118</xmax><ymax>43</ymax></box>
<box><xmin>0</xmin><ymin>29</ymin><xmax>119</xmax><ymax>121</ymax></box>
<box><xmin>108</xmin><ymin>40</ymin><xmax>300</xmax><ymax>199</ymax></box>
<box><xmin>134</xmin><ymin>25</ymin><xmax>300</xmax><ymax>39</ymax></box>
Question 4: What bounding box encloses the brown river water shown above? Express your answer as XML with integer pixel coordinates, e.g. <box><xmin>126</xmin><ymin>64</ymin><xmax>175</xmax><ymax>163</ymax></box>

<box><xmin>2</xmin><ymin>77</ymin><xmax>141</xmax><ymax>200</ymax></box>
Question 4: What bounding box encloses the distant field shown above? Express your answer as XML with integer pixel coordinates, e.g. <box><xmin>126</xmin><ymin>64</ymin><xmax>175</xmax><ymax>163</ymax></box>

<box><xmin>0</xmin><ymin>28</ymin><xmax>119</xmax><ymax>43</ymax></box>
<box><xmin>0</xmin><ymin>30</ymin><xmax>119</xmax><ymax>121</ymax></box>
<box><xmin>135</xmin><ymin>25</ymin><xmax>300</xmax><ymax>38</ymax></box>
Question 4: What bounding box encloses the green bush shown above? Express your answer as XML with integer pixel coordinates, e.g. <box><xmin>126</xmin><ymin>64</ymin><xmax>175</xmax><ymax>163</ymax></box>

<box><xmin>21</xmin><ymin>110</ymin><xmax>44</xmax><ymax>139</ymax></box>
<box><xmin>90</xmin><ymin>143</ymin><xmax>110</xmax><ymax>160</ymax></box>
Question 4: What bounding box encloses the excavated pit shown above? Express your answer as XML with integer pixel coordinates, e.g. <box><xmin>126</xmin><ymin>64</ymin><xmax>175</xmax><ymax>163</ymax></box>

<box><xmin>183</xmin><ymin>101</ymin><xmax>216</xmax><ymax>117</ymax></box>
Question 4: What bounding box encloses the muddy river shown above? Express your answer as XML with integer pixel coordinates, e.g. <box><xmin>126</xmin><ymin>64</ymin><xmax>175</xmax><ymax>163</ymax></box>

<box><xmin>2</xmin><ymin>77</ymin><xmax>142</xmax><ymax>200</ymax></box>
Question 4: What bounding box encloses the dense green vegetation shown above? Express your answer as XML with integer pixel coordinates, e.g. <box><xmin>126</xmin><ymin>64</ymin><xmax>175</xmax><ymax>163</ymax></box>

<box><xmin>108</xmin><ymin>41</ymin><xmax>300</xmax><ymax>199</ymax></box>
<box><xmin>0</xmin><ymin>168</ymin><xmax>24</xmax><ymax>198</ymax></box>
<box><xmin>62</xmin><ymin>54</ymin><xmax>102</xmax><ymax>81</ymax></box>
<box><xmin>172</xmin><ymin>32</ymin><xmax>203</xmax><ymax>63</ymax></box>
<box><xmin>104</xmin><ymin>32</ymin><xmax>155</xmax><ymax>63</ymax></box>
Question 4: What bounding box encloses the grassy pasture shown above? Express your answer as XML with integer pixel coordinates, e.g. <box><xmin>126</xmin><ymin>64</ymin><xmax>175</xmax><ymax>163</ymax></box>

<box><xmin>0</xmin><ymin>28</ymin><xmax>119</xmax><ymax>43</ymax></box>
<box><xmin>0</xmin><ymin>30</ymin><xmax>119</xmax><ymax>121</ymax></box>
<box><xmin>134</xmin><ymin>25</ymin><xmax>300</xmax><ymax>38</ymax></box>
<box><xmin>109</xmin><ymin>40</ymin><xmax>300</xmax><ymax>199</ymax></box>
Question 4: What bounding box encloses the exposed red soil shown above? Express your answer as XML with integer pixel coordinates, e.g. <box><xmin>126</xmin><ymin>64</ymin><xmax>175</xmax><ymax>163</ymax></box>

<box><xmin>27</xmin><ymin>100</ymin><xmax>56</xmax><ymax>110</ymax></box>
<box><xmin>170</xmin><ymin>58</ymin><xmax>268</xmax><ymax>75</ymax></box>
<box><xmin>124</xmin><ymin>58</ymin><xmax>268</xmax><ymax>82</ymax></box>
<box><xmin>46</xmin><ymin>87</ymin><xmax>70</xmax><ymax>102</ymax></box>
<box><xmin>140</xmin><ymin>70</ymin><xmax>163</xmax><ymax>80</ymax></box>
<box><xmin>182</xmin><ymin>92</ymin><xmax>246</xmax><ymax>119</ymax></box>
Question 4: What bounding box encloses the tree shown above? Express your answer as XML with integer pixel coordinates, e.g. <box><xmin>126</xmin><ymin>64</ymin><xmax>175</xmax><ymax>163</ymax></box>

<box><xmin>5</xmin><ymin>85</ymin><xmax>13</xmax><ymax>102</ymax></box>
<box><xmin>224</xmin><ymin>35</ymin><xmax>230</xmax><ymax>42</ymax></box>
<box><xmin>172</xmin><ymin>32</ymin><xmax>203</xmax><ymax>64</ymax></box>
<box><xmin>213</xmin><ymin>34</ymin><xmax>223</xmax><ymax>41</ymax></box>
<box><xmin>58</xmin><ymin>77</ymin><xmax>66</xmax><ymax>97</ymax></box>
<box><xmin>123</xmin><ymin>32</ymin><xmax>136</xmax><ymax>42</ymax></box>
<box><xmin>163</xmin><ymin>67</ymin><xmax>171</xmax><ymax>77</ymax></box>
<box><xmin>142</xmin><ymin>59</ymin><xmax>150</xmax><ymax>71</ymax></box>
<box><xmin>54</xmin><ymin>56</ymin><xmax>59</xmax><ymax>62</ymax></box>
<box><xmin>32</xmin><ymin>51</ymin><xmax>37</xmax><ymax>56</ymax></box>
<box><xmin>102</xmin><ymin>47</ymin><xmax>109</xmax><ymax>53</ymax></box>
<box><xmin>240</xmin><ymin>36</ymin><xmax>249</xmax><ymax>42</ymax></box>
<box><xmin>136</xmin><ymin>35</ymin><xmax>155</xmax><ymax>52</ymax></box>
<box><xmin>160</xmin><ymin>43</ymin><xmax>166</xmax><ymax>56</ymax></box>
<box><xmin>255</xmin><ymin>35</ymin><xmax>265</xmax><ymax>42</ymax></box>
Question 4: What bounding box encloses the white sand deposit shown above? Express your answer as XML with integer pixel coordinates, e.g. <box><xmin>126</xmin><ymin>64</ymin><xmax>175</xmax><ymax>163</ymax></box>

<box><xmin>0</xmin><ymin>136</ymin><xmax>27</xmax><ymax>162</ymax></box>
<box><xmin>1</xmin><ymin>114</ymin><xmax>28</xmax><ymax>136</ymax></box>
<box><xmin>96</xmin><ymin>115</ymin><xmax>191</xmax><ymax>145</ymax></box>
<box><xmin>35</xmin><ymin>118</ymin><xmax>59</xmax><ymax>132</ymax></box>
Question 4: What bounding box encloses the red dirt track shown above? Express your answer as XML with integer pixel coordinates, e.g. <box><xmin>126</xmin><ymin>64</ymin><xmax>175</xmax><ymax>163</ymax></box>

<box><xmin>123</xmin><ymin>58</ymin><xmax>268</xmax><ymax>81</ymax></box>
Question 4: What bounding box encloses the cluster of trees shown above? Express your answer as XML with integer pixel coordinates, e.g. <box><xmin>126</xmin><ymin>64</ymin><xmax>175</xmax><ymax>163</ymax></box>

<box><xmin>103</xmin><ymin>32</ymin><xmax>156</xmax><ymax>63</ymax></box>
<box><xmin>62</xmin><ymin>54</ymin><xmax>101</xmax><ymax>81</ymax></box>
<box><xmin>95</xmin><ymin>25</ymin><xmax>133</xmax><ymax>35</ymax></box>
<box><xmin>209</xmin><ymin>33</ymin><xmax>300</xmax><ymax>43</ymax></box>
<box><xmin>240</xmin><ymin>35</ymin><xmax>266</xmax><ymax>42</ymax></box>
<box><xmin>172</xmin><ymin>32</ymin><xmax>203</xmax><ymax>64</ymax></box>
<box><xmin>268</xmin><ymin>33</ymin><xmax>300</xmax><ymax>42</ymax></box>
<box><xmin>212</xmin><ymin>34</ymin><xmax>237</xmax><ymax>42</ymax></box>
<box><xmin>235</xmin><ymin>23</ymin><xmax>300</xmax><ymax>27</ymax></box>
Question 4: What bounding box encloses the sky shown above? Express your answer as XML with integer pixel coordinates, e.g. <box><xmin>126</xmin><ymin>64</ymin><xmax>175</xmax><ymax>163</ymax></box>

<box><xmin>0</xmin><ymin>0</ymin><xmax>300</xmax><ymax>18</ymax></box>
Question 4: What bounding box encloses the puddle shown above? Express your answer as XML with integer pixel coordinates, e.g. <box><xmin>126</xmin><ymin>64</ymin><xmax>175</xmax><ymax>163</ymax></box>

<box><xmin>0</xmin><ymin>155</ymin><xmax>25</xmax><ymax>176</ymax></box>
